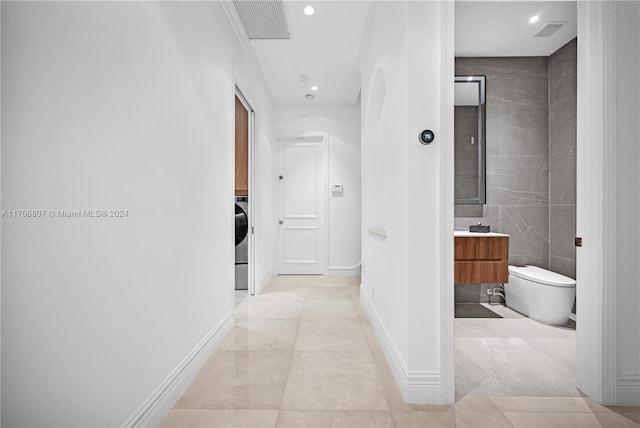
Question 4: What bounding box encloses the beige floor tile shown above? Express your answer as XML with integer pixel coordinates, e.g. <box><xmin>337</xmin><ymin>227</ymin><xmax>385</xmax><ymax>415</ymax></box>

<box><xmin>455</xmin><ymin>395</ymin><xmax>501</xmax><ymax>412</ymax></box>
<box><xmin>220</xmin><ymin>320</ymin><xmax>300</xmax><ymax>351</ymax></box>
<box><xmin>174</xmin><ymin>351</ymin><xmax>292</xmax><ymax>409</ymax></box>
<box><xmin>333</xmin><ymin>410</ymin><xmax>394</xmax><ymax>427</ymax></box>
<box><xmin>301</xmin><ymin>299</ymin><xmax>359</xmax><ymax>319</ymax></box>
<box><xmin>294</xmin><ymin>319</ymin><xmax>370</xmax><ymax>352</ymax></box>
<box><xmin>236</xmin><ymin>298</ymin><xmax>304</xmax><ymax>320</ymax></box>
<box><xmin>159</xmin><ymin>409</ymin><xmax>279</xmax><ymax>427</ymax></box>
<box><xmin>276</xmin><ymin>410</ymin><xmax>394</xmax><ymax>428</ymax></box>
<box><xmin>305</xmin><ymin>288</ymin><xmax>355</xmax><ymax>301</ymax></box>
<box><xmin>583</xmin><ymin>397</ymin><xmax>613</xmax><ymax>413</ymax></box>
<box><xmin>455</xmin><ymin>337</ymin><xmax>580</xmax><ymax>398</ymax></box>
<box><xmin>361</xmin><ymin>319</ymin><xmax>384</xmax><ymax>353</ymax></box>
<box><xmin>254</xmin><ymin>287</ymin><xmax>307</xmax><ymax>300</ymax></box>
<box><xmin>281</xmin><ymin>351</ymin><xmax>389</xmax><ymax>411</ymax></box>
<box><xmin>503</xmin><ymin>411</ymin><xmax>602</xmax><ymax>428</ymax></box>
<box><xmin>276</xmin><ymin>410</ymin><xmax>336</xmax><ymax>427</ymax></box>
<box><xmin>392</xmin><ymin>409</ymin><xmax>456</xmax><ymax>428</ymax></box>
<box><xmin>594</xmin><ymin>411</ymin><xmax>640</xmax><ymax>427</ymax></box>
<box><xmin>456</xmin><ymin>410</ymin><xmax>515</xmax><ymax>427</ymax></box>
<box><xmin>606</xmin><ymin>406</ymin><xmax>640</xmax><ymax>424</ymax></box>
<box><xmin>491</xmin><ymin>396</ymin><xmax>592</xmax><ymax>413</ymax></box>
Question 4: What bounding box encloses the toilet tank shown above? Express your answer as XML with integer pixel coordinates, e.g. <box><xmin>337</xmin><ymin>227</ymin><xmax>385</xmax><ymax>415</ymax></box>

<box><xmin>506</xmin><ymin>265</ymin><xmax>576</xmax><ymax>326</ymax></box>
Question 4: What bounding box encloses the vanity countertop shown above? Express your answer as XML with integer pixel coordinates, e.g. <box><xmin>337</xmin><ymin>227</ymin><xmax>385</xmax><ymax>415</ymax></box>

<box><xmin>454</xmin><ymin>230</ymin><xmax>509</xmax><ymax>237</ymax></box>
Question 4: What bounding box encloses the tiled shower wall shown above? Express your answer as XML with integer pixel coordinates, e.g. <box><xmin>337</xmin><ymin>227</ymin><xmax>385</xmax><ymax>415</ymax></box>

<box><xmin>454</xmin><ymin>40</ymin><xmax>577</xmax><ymax>303</ymax></box>
<box><xmin>455</xmin><ymin>57</ymin><xmax>550</xmax><ymax>302</ymax></box>
<box><xmin>549</xmin><ymin>39</ymin><xmax>577</xmax><ymax>279</ymax></box>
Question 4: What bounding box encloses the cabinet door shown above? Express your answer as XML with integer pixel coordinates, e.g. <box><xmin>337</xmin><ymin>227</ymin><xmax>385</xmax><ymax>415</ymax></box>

<box><xmin>235</xmin><ymin>96</ymin><xmax>249</xmax><ymax>195</ymax></box>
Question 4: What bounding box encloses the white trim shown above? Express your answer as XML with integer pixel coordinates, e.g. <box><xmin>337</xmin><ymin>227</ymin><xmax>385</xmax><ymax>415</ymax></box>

<box><xmin>235</xmin><ymin>85</ymin><xmax>256</xmax><ymax>296</ymax></box>
<box><xmin>121</xmin><ymin>312</ymin><xmax>234</xmax><ymax>428</ymax></box>
<box><xmin>360</xmin><ymin>285</ymin><xmax>441</xmax><ymax>403</ymax></box>
<box><xmin>617</xmin><ymin>375</ymin><xmax>640</xmax><ymax>406</ymax></box>
<box><xmin>256</xmin><ymin>266</ymin><xmax>275</xmax><ymax>295</ymax></box>
<box><xmin>601</xmin><ymin>0</ymin><xmax>618</xmax><ymax>405</ymax></box>
<box><xmin>439</xmin><ymin>0</ymin><xmax>456</xmax><ymax>406</ymax></box>
<box><xmin>327</xmin><ymin>263</ymin><xmax>361</xmax><ymax>277</ymax></box>
<box><xmin>575</xmin><ymin>0</ymin><xmax>618</xmax><ymax>405</ymax></box>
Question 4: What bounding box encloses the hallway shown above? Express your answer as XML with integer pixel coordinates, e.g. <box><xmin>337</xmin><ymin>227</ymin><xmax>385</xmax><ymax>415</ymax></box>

<box><xmin>160</xmin><ymin>276</ymin><xmax>639</xmax><ymax>428</ymax></box>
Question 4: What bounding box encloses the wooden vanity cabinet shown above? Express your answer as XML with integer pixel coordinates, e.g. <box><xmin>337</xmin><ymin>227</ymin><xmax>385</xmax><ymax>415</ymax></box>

<box><xmin>454</xmin><ymin>236</ymin><xmax>509</xmax><ymax>284</ymax></box>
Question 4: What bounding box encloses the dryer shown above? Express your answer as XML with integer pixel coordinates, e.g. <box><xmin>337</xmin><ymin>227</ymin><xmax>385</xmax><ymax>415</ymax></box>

<box><xmin>235</xmin><ymin>196</ymin><xmax>249</xmax><ymax>290</ymax></box>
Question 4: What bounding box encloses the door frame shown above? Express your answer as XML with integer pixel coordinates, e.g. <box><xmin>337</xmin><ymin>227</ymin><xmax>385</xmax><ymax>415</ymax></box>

<box><xmin>235</xmin><ymin>85</ymin><xmax>256</xmax><ymax>295</ymax></box>
<box><xmin>276</xmin><ymin>133</ymin><xmax>329</xmax><ymax>275</ymax></box>
<box><xmin>442</xmin><ymin>0</ymin><xmax>628</xmax><ymax>406</ymax></box>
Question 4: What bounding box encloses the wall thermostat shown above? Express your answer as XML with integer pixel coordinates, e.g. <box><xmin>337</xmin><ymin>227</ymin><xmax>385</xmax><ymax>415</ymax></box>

<box><xmin>419</xmin><ymin>129</ymin><xmax>435</xmax><ymax>145</ymax></box>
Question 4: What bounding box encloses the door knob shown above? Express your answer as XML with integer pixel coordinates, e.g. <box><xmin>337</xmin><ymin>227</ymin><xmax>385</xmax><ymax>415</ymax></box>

<box><xmin>279</xmin><ymin>220</ymin><xmax>283</xmax><ymax>224</ymax></box>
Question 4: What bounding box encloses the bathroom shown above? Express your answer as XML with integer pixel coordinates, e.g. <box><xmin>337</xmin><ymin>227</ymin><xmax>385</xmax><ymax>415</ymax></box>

<box><xmin>453</xmin><ymin>1</ymin><xmax>578</xmax><ymax>399</ymax></box>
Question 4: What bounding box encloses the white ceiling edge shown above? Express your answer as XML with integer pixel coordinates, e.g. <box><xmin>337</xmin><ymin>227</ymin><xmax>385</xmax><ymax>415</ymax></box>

<box><xmin>220</xmin><ymin>1</ymin><xmax>277</xmax><ymax>106</ymax></box>
<box><xmin>274</xmin><ymin>102</ymin><xmax>362</xmax><ymax>110</ymax></box>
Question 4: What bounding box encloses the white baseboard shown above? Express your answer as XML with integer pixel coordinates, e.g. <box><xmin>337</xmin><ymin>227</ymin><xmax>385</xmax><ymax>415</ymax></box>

<box><xmin>257</xmin><ymin>266</ymin><xmax>274</xmax><ymax>294</ymax></box>
<box><xmin>122</xmin><ymin>311</ymin><xmax>235</xmax><ymax>428</ymax></box>
<box><xmin>327</xmin><ymin>263</ymin><xmax>361</xmax><ymax>277</ymax></box>
<box><xmin>617</xmin><ymin>374</ymin><xmax>640</xmax><ymax>405</ymax></box>
<box><xmin>359</xmin><ymin>285</ymin><xmax>441</xmax><ymax>404</ymax></box>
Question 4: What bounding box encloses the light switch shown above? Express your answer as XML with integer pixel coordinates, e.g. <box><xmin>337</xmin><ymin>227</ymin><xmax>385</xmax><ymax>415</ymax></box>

<box><xmin>331</xmin><ymin>184</ymin><xmax>344</xmax><ymax>193</ymax></box>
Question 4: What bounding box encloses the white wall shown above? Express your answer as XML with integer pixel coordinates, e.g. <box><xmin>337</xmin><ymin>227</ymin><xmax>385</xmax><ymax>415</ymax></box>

<box><xmin>273</xmin><ymin>107</ymin><xmax>361</xmax><ymax>276</ymax></box>
<box><xmin>359</xmin><ymin>1</ymin><xmax>454</xmax><ymax>403</ymax></box>
<box><xmin>613</xmin><ymin>0</ymin><xmax>640</xmax><ymax>406</ymax></box>
<box><xmin>1</xmin><ymin>2</ymin><xmax>276</xmax><ymax>426</ymax></box>
<box><xmin>576</xmin><ymin>0</ymin><xmax>640</xmax><ymax>406</ymax></box>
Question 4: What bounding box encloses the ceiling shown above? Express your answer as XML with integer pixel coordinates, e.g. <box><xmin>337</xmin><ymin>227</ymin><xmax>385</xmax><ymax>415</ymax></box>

<box><xmin>456</xmin><ymin>2</ymin><xmax>577</xmax><ymax>57</ymax></box>
<box><xmin>226</xmin><ymin>1</ymin><xmax>577</xmax><ymax>108</ymax></box>
<box><xmin>228</xmin><ymin>1</ymin><xmax>371</xmax><ymax>108</ymax></box>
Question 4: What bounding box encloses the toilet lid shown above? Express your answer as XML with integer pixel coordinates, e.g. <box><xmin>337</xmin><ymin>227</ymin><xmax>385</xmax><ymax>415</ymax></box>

<box><xmin>508</xmin><ymin>265</ymin><xmax>576</xmax><ymax>287</ymax></box>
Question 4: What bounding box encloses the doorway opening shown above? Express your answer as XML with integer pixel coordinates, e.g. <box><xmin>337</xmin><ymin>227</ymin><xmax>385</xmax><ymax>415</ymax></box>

<box><xmin>234</xmin><ymin>86</ymin><xmax>255</xmax><ymax>305</ymax></box>
<box><xmin>452</xmin><ymin>1</ymin><xmax>578</xmax><ymax>402</ymax></box>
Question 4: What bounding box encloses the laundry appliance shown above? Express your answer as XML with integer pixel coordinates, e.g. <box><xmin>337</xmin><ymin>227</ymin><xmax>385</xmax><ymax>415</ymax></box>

<box><xmin>235</xmin><ymin>196</ymin><xmax>249</xmax><ymax>290</ymax></box>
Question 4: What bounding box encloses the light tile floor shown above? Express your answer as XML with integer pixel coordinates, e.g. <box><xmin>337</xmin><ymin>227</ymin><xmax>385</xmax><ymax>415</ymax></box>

<box><xmin>161</xmin><ymin>276</ymin><xmax>640</xmax><ymax>428</ymax></box>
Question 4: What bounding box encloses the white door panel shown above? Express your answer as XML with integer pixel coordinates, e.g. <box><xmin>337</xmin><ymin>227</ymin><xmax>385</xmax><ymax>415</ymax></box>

<box><xmin>278</xmin><ymin>137</ymin><xmax>327</xmax><ymax>274</ymax></box>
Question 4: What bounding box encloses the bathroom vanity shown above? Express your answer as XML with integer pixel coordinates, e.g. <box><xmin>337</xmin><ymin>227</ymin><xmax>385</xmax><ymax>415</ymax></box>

<box><xmin>454</xmin><ymin>231</ymin><xmax>509</xmax><ymax>283</ymax></box>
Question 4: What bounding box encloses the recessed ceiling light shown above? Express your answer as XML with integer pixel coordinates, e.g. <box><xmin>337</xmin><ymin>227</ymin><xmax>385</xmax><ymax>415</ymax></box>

<box><xmin>304</xmin><ymin>5</ymin><xmax>315</xmax><ymax>16</ymax></box>
<box><xmin>529</xmin><ymin>15</ymin><xmax>539</xmax><ymax>24</ymax></box>
<box><xmin>305</xmin><ymin>94</ymin><xmax>314</xmax><ymax>100</ymax></box>
<box><xmin>311</xmin><ymin>86</ymin><xmax>319</xmax><ymax>91</ymax></box>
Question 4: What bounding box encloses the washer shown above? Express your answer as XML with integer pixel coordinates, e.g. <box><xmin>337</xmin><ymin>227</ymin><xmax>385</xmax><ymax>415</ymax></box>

<box><xmin>234</xmin><ymin>196</ymin><xmax>249</xmax><ymax>290</ymax></box>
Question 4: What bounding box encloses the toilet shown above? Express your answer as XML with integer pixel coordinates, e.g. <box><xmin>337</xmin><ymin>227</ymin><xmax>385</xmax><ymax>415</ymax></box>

<box><xmin>505</xmin><ymin>265</ymin><xmax>576</xmax><ymax>326</ymax></box>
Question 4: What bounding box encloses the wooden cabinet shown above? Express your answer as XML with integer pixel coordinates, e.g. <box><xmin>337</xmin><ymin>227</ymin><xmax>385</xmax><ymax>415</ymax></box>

<box><xmin>454</xmin><ymin>235</ymin><xmax>509</xmax><ymax>284</ymax></box>
<box><xmin>235</xmin><ymin>95</ymin><xmax>249</xmax><ymax>196</ymax></box>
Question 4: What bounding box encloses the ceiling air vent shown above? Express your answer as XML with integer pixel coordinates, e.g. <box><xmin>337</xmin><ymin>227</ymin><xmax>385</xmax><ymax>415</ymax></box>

<box><xmin>534</xmin><ymin>21</ymin><xmax>568</xmax><ymax>38</ymax></box>
<box><xmin>232</xmin><ymin>0</ymin><xmax>291</xmax><ymax>40</ymax></box>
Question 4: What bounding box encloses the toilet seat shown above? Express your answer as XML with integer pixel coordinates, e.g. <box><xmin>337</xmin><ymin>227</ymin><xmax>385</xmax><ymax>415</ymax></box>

<box><xmin>508</xmin><ymin>265</ymin><xmax>575</xmax><ymax>287</ymax></box>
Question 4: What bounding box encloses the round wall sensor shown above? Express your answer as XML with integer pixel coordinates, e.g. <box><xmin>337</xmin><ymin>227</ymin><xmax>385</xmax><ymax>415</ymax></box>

<box><xmin>419</xmin><ymin>129</ymin><xmax>435</xmax><ymax>144</ymax></box>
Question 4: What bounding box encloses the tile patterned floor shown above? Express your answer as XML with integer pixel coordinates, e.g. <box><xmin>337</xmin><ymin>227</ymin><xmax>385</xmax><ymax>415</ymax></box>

<box><xmin>161</xmin><ymin>276</ymin><xmax>640</xmax><ymax>427</ymax></box>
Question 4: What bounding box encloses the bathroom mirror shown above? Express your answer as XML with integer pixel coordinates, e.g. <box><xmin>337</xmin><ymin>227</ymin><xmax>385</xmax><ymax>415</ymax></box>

<box><xmin>455</xmin><ymin>75</ymin><xmax>486</xmax><ymax>205</ymax></box>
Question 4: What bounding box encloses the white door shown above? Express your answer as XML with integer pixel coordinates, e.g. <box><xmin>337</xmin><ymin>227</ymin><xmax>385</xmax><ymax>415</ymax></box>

<box><xmin>278</xmin><ymin>136</ymin><xmax>327</xmax><ymax>274</ymax></box>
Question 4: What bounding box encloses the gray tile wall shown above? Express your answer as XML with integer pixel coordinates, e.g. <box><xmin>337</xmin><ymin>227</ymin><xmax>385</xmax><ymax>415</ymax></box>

<box><xmin>549</xmin><ymin>39</ymin><xmax>577</xmax><ymax>279</ymax></box>
<box><xmin>454</xmin><ymin>44</ymin><xmax>577</xmax><ymax>304</ymax></box>
<box><xmin>455</xmin><ymin>57</ymin><xmax>550</xmax><ymax>268</ymax></box>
